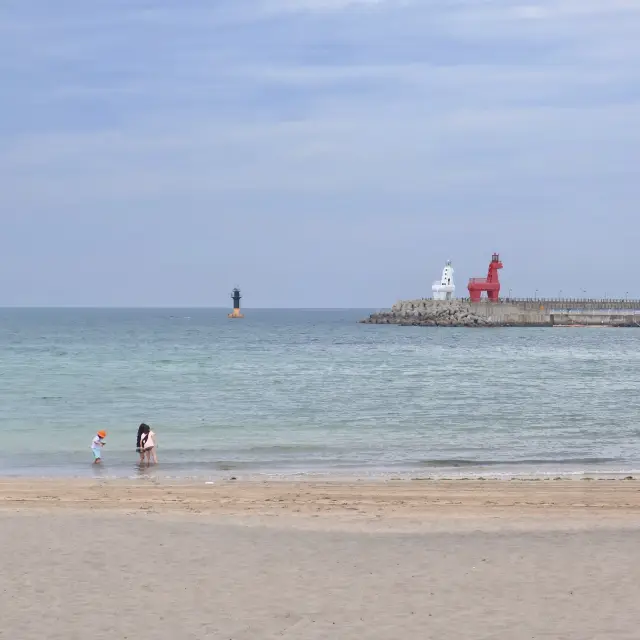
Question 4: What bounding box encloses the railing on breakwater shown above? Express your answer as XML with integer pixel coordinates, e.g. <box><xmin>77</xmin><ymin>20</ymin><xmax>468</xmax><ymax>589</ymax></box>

<box><xmin>455</xmin><ymin>298</ymin><xmax>640</xmax><ymax>312</ymax></box>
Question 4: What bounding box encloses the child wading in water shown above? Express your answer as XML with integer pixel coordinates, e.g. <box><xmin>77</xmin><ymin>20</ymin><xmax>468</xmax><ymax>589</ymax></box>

<box><xmin>91</xmin><ymin>430</ymin><xmax>107</xmax><ymax>464</ymax></box>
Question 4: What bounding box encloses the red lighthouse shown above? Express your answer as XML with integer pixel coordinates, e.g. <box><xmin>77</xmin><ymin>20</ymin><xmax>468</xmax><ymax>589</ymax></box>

<box><xmin>468</xmin><ymin>253</ymin><xmax>503</xmax><ymax>302</ymax></box>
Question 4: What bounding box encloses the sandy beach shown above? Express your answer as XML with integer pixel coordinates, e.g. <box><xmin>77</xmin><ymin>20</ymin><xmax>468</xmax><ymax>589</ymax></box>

<box><xmin>2</xmin><ymin>478</ymin><xmax>640</xmax><ymax>639</ymax></box>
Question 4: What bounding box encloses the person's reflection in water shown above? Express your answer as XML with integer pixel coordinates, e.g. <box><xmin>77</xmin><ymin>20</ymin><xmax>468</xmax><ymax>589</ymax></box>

<box><xmin>91</xmin><ymin>462</ymin><xmax>105</xmax><ymax>477</ymax></box>
<box><xmin>133</xmin><ymin>461</ymin><xmax>156</xmax><ymax>478</ymax></box>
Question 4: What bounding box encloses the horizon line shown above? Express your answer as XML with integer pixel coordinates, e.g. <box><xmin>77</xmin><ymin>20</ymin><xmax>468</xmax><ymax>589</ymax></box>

<box><xmin>0</xmin><ymin>305</ymin><xmax>380</xmax><ymax>310</ymax></box>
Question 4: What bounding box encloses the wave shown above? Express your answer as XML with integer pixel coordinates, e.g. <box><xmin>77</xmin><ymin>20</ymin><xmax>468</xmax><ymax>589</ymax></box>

<box><xmin>419</xmin><ymin>457</ymin><xmax>618</xmax><ymax>467</ymax></box>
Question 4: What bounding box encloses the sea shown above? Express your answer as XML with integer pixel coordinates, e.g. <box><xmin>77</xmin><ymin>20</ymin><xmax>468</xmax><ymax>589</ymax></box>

<box><xmin>1</xmin><ymin>307</ymin><xmax>639</xmax><ymax>480</ymax></box>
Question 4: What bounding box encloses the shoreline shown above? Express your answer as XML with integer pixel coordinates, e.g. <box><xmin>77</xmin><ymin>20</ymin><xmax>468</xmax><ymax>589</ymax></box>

<box><xmin>2</xmin><ymin>456</ymin><xmax>640</xmax><ymax>483</ymax></box>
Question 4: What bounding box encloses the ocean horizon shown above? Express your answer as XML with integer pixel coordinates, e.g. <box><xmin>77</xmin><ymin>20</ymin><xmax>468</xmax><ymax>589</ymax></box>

<box><xmin>1</xmin><ymin>307</ymin><xmax>639</xmax><ymax>480</ymax></box>
<box><xmin>0</xmin><ymin>306</ymin><xmax>380</xmax><ymax>310</ymax></box>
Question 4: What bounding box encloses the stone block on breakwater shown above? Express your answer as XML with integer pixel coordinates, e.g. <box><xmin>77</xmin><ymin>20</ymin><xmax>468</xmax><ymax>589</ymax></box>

<box><xmin>360</xmin><ymin>299</ymin><xmax>550</xmax><ymax>327</ymax></box>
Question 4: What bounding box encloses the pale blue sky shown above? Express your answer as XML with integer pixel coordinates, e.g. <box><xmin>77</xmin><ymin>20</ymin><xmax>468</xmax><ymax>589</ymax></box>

<box><xmin>1</xmin><ymin>0</ymin><xmax>639</xmax><ymax>307</ymax></box>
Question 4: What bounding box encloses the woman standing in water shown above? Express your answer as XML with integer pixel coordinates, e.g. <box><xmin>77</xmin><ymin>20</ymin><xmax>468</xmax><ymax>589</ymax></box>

<box><xmin>136</xmin><ymin>423</ymin><xmax>158</xmax><ymax>465</ymax></box>
<box><xmin>136</xmin><ymin>423</ymin><xmax>147</xmax><ymax>464</ymax></box>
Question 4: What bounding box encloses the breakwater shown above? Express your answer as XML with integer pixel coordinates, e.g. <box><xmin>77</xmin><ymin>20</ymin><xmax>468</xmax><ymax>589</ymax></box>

<box><xmin>360</xmin><ymin>299</ymin><xmax>640</xmax><ymax>327</ymax></box>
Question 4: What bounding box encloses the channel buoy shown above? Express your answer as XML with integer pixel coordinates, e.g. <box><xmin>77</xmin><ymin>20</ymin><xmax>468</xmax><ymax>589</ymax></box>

<box><xmin>228</xmin><ymin>288</ymin><xmax>244</xmax><ymax>318</ymax></box>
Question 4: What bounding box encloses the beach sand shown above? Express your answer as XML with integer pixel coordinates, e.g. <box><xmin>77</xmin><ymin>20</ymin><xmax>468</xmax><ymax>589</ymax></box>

<box><xmin>1</xmin><ymin>478</ymin><xmax>640</xmax><ymax>639</ymax></box>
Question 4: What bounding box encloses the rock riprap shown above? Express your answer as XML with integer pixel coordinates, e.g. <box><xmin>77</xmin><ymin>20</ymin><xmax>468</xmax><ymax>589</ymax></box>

<box><xmin>360</xmin><ymin>299</ymin><xmax>519</xmax><ymax>327</ymax></box>
<box><xmin>360</xmin><ymin>298</ymin><xmax>640</xmax><ymax>327</ymax></box>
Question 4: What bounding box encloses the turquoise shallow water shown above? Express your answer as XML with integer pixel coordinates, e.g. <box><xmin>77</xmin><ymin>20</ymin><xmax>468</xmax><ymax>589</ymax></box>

<box><xmin>1</xmin><ymin>308</ymin><xmax>639</xmax><ymax>479</ymax></box>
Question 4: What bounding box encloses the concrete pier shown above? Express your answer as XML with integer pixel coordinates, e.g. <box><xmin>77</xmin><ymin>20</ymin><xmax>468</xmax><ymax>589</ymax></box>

<box><xmin>498</xmin><ymin>298</ymin><xmax>640</xmax><ymax>312</ymax></box>
<box><xmin>360</xmin><ymin>299</ymin><xmax>640</xmax><ymax>328</ymax></box>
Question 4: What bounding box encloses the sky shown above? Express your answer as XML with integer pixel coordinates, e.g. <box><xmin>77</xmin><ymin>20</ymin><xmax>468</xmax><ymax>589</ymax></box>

<box><xmin>1</xmin><ymin>0</ymin><xmax>639</xmax><ymax>307</ymax></box>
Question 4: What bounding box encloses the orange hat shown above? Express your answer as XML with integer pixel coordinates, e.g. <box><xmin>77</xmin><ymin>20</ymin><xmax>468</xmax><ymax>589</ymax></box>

<box><xmin>97</xmin><ymin>430</ymin><xmax>107</xmax><ymax>438</ymax></box>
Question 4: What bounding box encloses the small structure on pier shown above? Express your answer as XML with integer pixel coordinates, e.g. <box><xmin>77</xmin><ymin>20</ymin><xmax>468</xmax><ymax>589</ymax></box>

<box><xmin>228</xmin><ymin>287</ymin><xmax>244</xmax><ymax>318</ymax></box>
<box><xmin>468</xmin><ymin>253</ymin><xmax>503</xmax><ymax>302</ymax></box>
<box><xmin>432</xmin><ymin>260</ymin><xmax>455</xmax><ymax>300</ymax></box>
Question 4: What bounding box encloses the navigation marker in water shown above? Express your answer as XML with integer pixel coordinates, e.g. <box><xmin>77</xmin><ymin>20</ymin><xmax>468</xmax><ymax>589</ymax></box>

<box><xmin>228</xmin><ymin>287</ymin><xmax>244</xmax><ymax>318</ymax></box>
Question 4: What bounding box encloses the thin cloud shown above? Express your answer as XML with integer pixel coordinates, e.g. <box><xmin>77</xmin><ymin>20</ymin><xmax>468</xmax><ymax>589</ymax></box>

<box><xmin>0</xmin><ymin>0</ymin><xmax>639</xmax><ymax>305</ymax></box>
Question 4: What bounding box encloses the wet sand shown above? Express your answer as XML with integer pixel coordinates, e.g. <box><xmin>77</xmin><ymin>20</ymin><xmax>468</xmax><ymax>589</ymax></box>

<box><xmin>1</xmin><ymin>478</ymin><xmax>640</xmax><ymax>639</ymax></box>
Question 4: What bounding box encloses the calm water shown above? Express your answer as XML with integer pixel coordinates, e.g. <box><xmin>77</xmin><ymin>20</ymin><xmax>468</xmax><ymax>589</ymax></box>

<box><xmin>1</xmin><ymin>308</ymin><xmax>639</xmax><ymax>479</ymax></box>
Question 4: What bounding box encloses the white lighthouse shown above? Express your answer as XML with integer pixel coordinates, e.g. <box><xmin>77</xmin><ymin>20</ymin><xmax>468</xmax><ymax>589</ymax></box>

<box><xmin>432</xmin><ymin>260</ymin><xmax>455</xmax><ymax>300</ymax></box>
